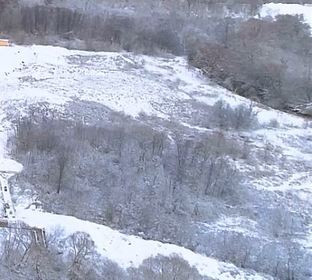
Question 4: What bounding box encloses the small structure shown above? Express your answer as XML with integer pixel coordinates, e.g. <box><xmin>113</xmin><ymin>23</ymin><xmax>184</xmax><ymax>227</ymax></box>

<box><xmin>0</xmin><ymin>39</ymin><xmax>10</xmax><ymax>47</ymax></box>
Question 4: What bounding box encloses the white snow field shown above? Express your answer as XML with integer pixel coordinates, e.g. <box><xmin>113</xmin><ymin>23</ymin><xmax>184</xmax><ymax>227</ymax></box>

<box><xmin>15</xmin><ymin>207</ymin><xmax>270</xmax><ymax>280</ymax></box>
<box><xmin>260</xmin><ymin>3</ymin><xmax>312</xmax><ymax>28</ymax></box>
<box><xmin>1</xmin><ymin>45</ymin><xmax>312</xmax><ymax>278</ymax></box>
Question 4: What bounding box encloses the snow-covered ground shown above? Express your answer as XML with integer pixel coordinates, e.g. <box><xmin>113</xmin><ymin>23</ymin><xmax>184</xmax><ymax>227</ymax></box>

<box><xmin>260</xmin><ymin>3</ymin><xmax>312</xmax><ymax>28</ymax></box>
<box><xmin>0</xmin><ymin>45</ymin><xmax>258</xmax><ymax>120</ymax></box>
<box><xmin>199</xmin><ymin>216</ymin><xmax>265</xmax><ymax>240</ymax></box>
<box><xmin>14</xmin><ymin>207</ymin><xmax>270</xmax><ymax>280</ymax></box>
<box><xmin>0</xmin><ymin>45</ymin><xmax>307</xmax><ymax>126</ymax></box>
<box><xmin>0</xmin><ymin>45</ymin><xmax>312</xmax><ymax>278</ymax></box>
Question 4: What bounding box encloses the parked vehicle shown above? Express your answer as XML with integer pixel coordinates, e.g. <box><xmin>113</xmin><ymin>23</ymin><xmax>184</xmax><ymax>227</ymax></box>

<box><xmin>0</xmin><ymin>39</ymin><xmax>10</xmax><ymax>47</ymax></box>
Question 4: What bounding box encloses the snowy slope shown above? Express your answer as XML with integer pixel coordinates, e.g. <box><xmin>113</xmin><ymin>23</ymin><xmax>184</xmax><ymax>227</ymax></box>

<box><xmin>1</xmin><ymin>45</ymin><xmax>312</xmax><ymax>278</ymax></box>
<box><xmin>260</xmin><ymin>3</ymin><xmax>312</xmax><ymax>28</ymax></box>
<box><xmin>0</xmin><ymin>45</ymin><xmax>255</xmax><ymax>118</ymax></box>
<box><xmin>0</xmin><ymin>45</ymin><xmax>308</xmax><ymax>126</ymax></box>
<box><xmin>0</xmin><ymin>45</ymin><xmax>276</xmax><ymax>280</ymax></box>
<box><xmin>13</xmin><ymin>207</ymin><xmax>270</xmax><ymax>280</ymax></box>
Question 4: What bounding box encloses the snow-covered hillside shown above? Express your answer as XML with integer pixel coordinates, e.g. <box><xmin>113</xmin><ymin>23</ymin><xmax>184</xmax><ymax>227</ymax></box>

<box><xmin>0</xmin><ymin>45</ymin><xmax>235</xmax><ymax>118</ymax></box>
<box><xmin>1</xmin><ymin>45</ymin><xmax>312</xmax><ymax>279</ymax></box>
<box><xmin>260</xmin><ymin>3</ymin><xmax>312</xmax><ymax>28</ymax></box>
<box><xmin>14</xmin><ymin>208</ymin><xmax>270</xmax><ymax>280</ymax></box>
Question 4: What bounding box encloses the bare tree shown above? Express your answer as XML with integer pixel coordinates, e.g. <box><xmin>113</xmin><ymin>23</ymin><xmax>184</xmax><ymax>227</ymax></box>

<box><xmin>66</xmin><ymin>232</ymin><xmax>95</xmax><ymax>268</ymax></box>
<box><xmin>56</xmin><ymin>145</ymin><xmax>71</xmax><ymax>194</ymax></box>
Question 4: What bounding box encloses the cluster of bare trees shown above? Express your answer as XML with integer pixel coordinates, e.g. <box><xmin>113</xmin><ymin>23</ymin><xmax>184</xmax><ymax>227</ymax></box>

<box><xmin>0</xmin><ymin>1</ymin><xmax>184</xmax><ymax>54</ymax></box>
<box><xmin>9</xmin><ymin>102</ymin><xmax>311</xmax><ymax>279</ymax></box>
<box><xmin>0</xmin><ymin>226</ymin><xmax>96</xmax><ymax>279</ymax></box>
<box><xmin>10</xmin><ymin>105</ymin><xmax>243</xmax><ymax>240</ymax></box>
<box><xmin>128</xmin><ymin>255</ymin><xmax>208</xmax><ymax>280</ymax></box>
<box><xmin>210</xmin><ymin>100</ymin><xmax>259</xmax><ymax>130</ymax></box>
<box><xmin>0</xmin><ymin>227</ymin><xmax>207</xmax><ymax>280</ymax></box>
<box><xmin>189</xmin><ymin>14</ymin><xmax>312</xmax><ymax>110</ymax></box>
